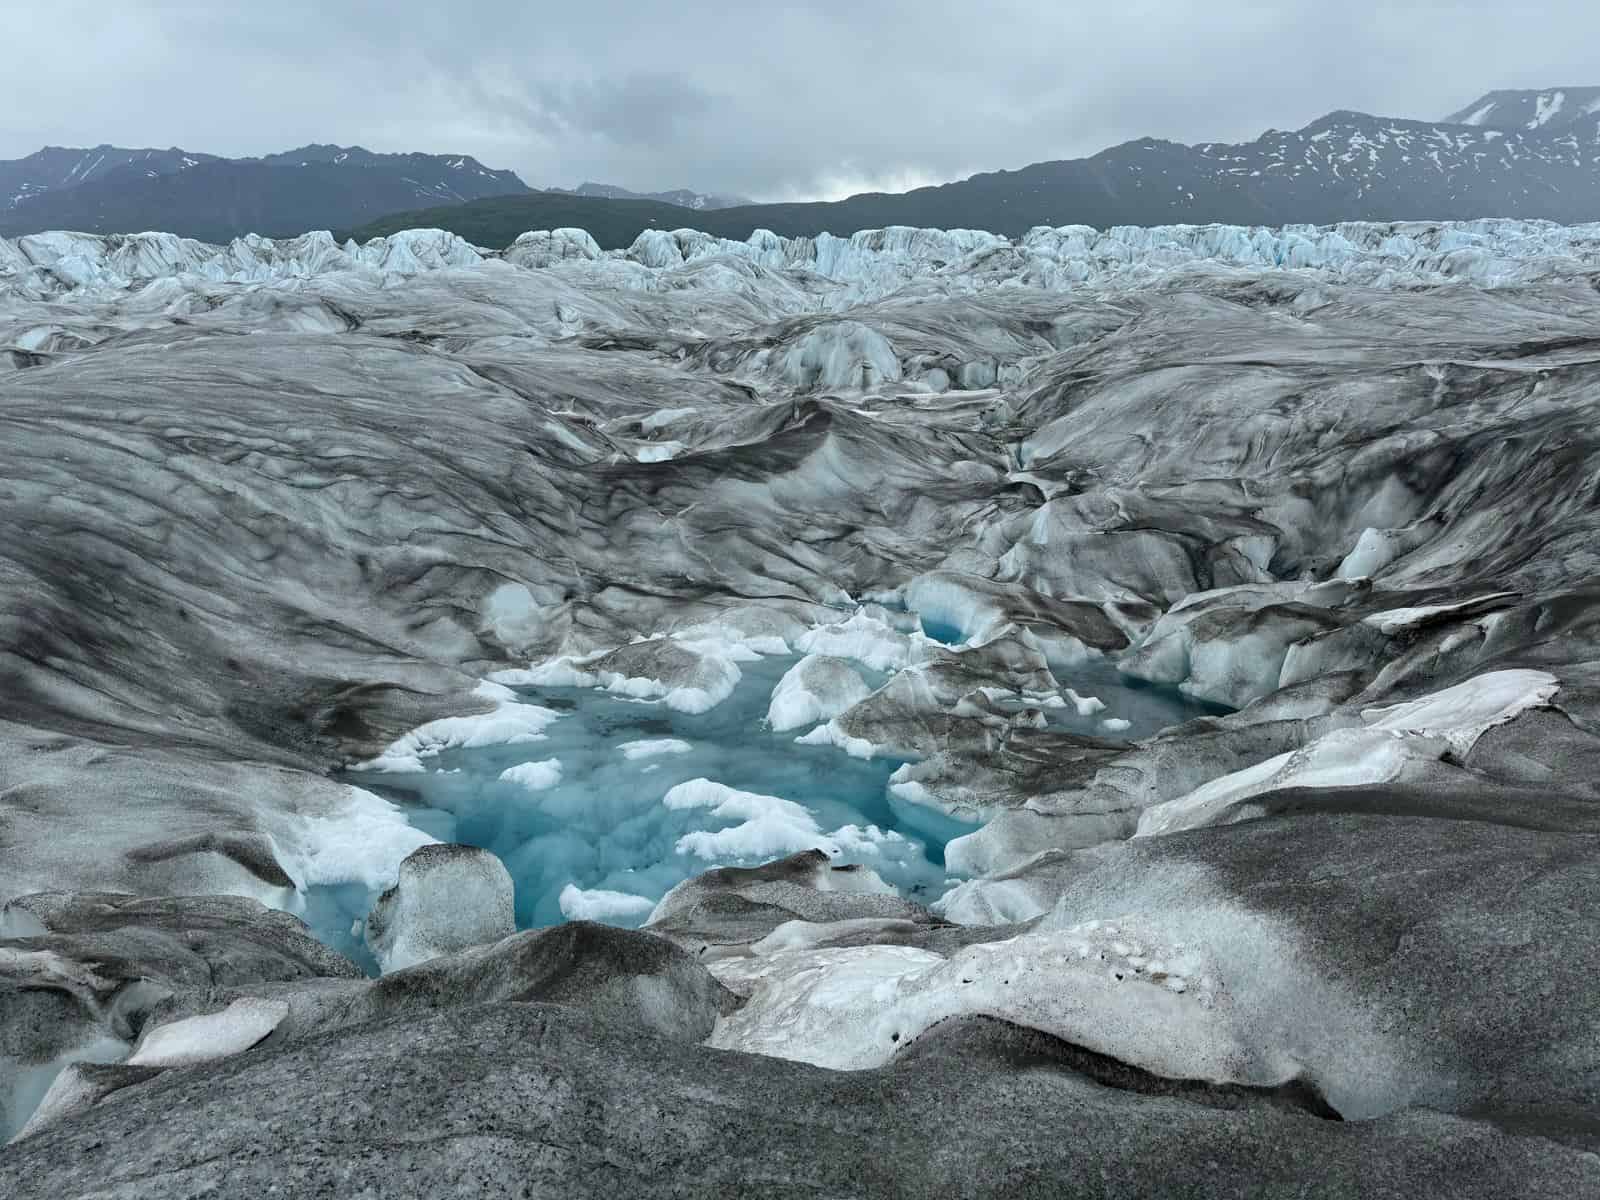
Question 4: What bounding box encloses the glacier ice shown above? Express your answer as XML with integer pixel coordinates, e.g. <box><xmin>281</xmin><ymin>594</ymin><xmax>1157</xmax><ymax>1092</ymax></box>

<box><xmin>8</xmin><ymin>219</ymin><xmax>1600</xmax><ymax>318</ymax></box>
<box><xmin>7</xmin><ymin>207</ymin><xmax>1600</xmax><ymax>1194</ymax></box>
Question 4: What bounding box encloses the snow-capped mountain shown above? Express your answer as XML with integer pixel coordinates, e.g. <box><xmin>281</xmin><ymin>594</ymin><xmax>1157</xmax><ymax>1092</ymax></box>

<box><xmin>0</xmin><ymin>145</ymin><xmax>222</xmax><ymax>210</ymax></box>
<box><xmin>1444</xmin><ymin>87</ymin><xmax>1600</xmax><ymax>132</ymax></box>
<box><xmin>353</xmin><ymin>101</ymin><xmax>1600</xmax><ymax>250</ymax></box>
<box><xmin>567</xmin><ymin>182</ymin><xmax>754</xmax><ymax>210</ymax></box>
<box><xmin>0</xmin><ymin>144</ymin><xmax>530</xmax><ymax>242</ymax></box>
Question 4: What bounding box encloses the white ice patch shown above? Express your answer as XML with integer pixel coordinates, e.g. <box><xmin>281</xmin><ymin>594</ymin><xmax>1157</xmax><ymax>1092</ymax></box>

<box><xmin>663</xmin><ymin>778</ymin><xmax>906</xmax><ymax>862</ymax></box>
<box><xmin>707</xmin><ymin>923</ymin><xmax>1223</xmax><ymax>1074</ymax></box>
<box><xmin>1362</xmin><ymin>667</ymin><xmax>1559</xmax><ymax>755</ymax></box>
<box><xmin>617</xmin><ymin>738</ymin><xmax>693</xmax><ymax>761</ymax></box>
<box><xmin>356</xmin><ymin>681</ymin><xmax>564</xmax><ymax>773</ymax></box>
<box><xmin>794</xmin><ymin>610</ymin><xmax>927</xmax><ymax>673</ymax></box>
<box><xmin>1136</xmin><ymin>669</ymin><xmax>1560</xmax><ymax>836</ymax></box>
<box><xmin>1135</xmin><ymin>727</ymin><xmax>1435</xmax><ymax>837</ymax></box>
<box><xmin>795</xmin><ymin>720</ymin><xmax>884</xmax><ymax>760</ymax></box>
<box><xmin>558</xmin><ymin>883</ymin><xmax>655</xmax><ymax>922</ymax></box>
<box><xmin>128</xmin><ymin>998</ymin><xmax>290</xmax><ymax>1068</ymax></box>
<box><xmin>1361</xmin><ymin>593</ymin><xmax>1517</xmax><ymax>635</ymax></box>
<box><xmin>481</xmin><ymin>581</ymin><xmax>542</xmax><ymax>650</ymax></box>
<box><xmin>634</xmin><ymin>440</ymin><xmax>686</xmax><ymax>463</ymax></box>
<box><xmin>498</xmin><ymin>758</ymin><xmax>563</xmax><ymax>791</ymax></box>
<box><xmin>931</xmin><ymin>877</ymin><xmax>1053</xmax><ymax>926</ymax></box>
<box><xmin>1064</xmin><ymin>688</ymin><xmax>1107</xmax><ymax>716</ymax></box>
<box><xmin>276</xmin><ymin>784</ymin><xmax>437</xmax><ymax>892</ymax></box>
<box><xmin>639</xmin><ymin>406</ymin><xmax>698</xmax><ymax>433</ymax></box>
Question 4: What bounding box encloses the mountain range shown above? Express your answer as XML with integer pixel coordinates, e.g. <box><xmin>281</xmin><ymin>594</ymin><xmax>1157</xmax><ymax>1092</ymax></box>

<box><xmin>3</xmin><ymin>88</ymin><xmax>1598</xmax><ymax>246</ymax></box>
<box><xmin>0</xmin><ymin>144</ymin><xmax>531</xmax><ymax>243</ymax></box>
<box><xmin>0</xmin><ymin>144</ymin><xmax>755</xmax><ymax>242</ymax></box>
<box><xmin>352</xmin><ymin>90</ymin><xmax>1600</xmax><ymax>249</ymax></box>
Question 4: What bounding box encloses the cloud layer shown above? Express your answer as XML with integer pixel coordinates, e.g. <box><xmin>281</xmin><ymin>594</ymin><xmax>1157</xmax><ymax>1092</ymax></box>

<box><xmin>7</xmin><ymin>2</ymin><xmax>1599</xmax><ymax>200</ymax></box>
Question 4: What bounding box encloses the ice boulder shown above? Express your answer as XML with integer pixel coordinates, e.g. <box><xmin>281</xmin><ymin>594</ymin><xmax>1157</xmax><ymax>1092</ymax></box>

<box><xmin>628</xmin><ymin>229</ymin><xmax>686</xmax><ymax>268</ymax></box>
<box><xmin>765</xmin><ymin>654</ymin><xmax>872</xmax><ymax>731</ymax></box>
<box><xmin>364</xmin><ymin>844</ymin><xmax>516</xmax><ymax>974</ymax></box>
<box><xmin>351</xmin><ymin>228</ymin><xmax>484</xmax><ymax>274</ymax></box>
<box><xmin>502</xmin><ymin>228</ymin><xmax>603</xmax><ymax>268</ymax></box>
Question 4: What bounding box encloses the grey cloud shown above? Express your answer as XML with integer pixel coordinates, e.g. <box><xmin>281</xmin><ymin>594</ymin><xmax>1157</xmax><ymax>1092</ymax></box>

<box><xmin>521</xmin><ymin>74</ymin><xmax>717</xmax><ymax>146</ymax></box>
<box><xmin>4</xmin><ymin>1</ymin><xmax>1600</xmax><ymax>201</ymax></box>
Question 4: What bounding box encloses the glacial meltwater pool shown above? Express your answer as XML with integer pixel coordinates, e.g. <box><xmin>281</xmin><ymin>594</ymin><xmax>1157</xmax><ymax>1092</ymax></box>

<box><xmin>313</xmin><ymin>649</ymin><xmax>1226</xmax><ymax>972</ymax></box>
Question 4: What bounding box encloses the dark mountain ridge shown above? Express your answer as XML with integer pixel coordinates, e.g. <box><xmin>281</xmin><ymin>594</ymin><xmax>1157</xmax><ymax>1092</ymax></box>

<box><xmin>350</xmin><ymin>105</ymin><xmax>1600</xmax><ymax>250</ymax></box>
<box><xmin>0</xmin><ymin>143</ymin><xmax>530</xmax><ymax>241</ymax></box>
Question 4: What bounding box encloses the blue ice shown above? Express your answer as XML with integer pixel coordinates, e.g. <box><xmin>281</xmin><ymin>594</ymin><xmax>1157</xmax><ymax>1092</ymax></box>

<box><xmin>344</xmin><ymin>655</ymin><xmax>968</xmax><ymax>934</ymax></box>
<box><xmin>320</xmin><ymin>650</ymin><xmax>1226</xmax><ymax>964</ymax></box>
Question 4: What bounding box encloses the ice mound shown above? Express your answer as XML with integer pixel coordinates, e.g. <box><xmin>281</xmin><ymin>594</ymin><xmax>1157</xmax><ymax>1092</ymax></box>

<box><xmin>765</xmin><ymin>655</ymin><xmax>872</xmax><ymax>731</ymax></box>
<box><xmin>707</xmin><ymin>917</ymin><xmax>1237</xmax><ymax>1074</ymax></box>
<box><xmin>7</xmin><ymin>1055</ymin><xmax>143</xmax><ymax>1145</ymax></box>
<box><xmin>1120</xmin><ymin>582</ymin><xmax>1353</xmax><ymax>708</ymax></box>
<box><xmin>364</xmin><ymin>843</ymin><xmax>516</xmax><ymax>974</ymax></box>
<box><xmin>3</xmin><ymin>1036</ymin><xmax>128</xmax><ymax>1145</ymax></box>
<box><xmin>645</xmin><ymin>849</ymin><xmax>913</xmax><ymax>952</ymax></box>
<box><xmin>502</xmin><ymin>228</ymin><xmax>603</xmax><ymax>269</ymax></box>
<box><xmin>778</xmin><ymin>320</ymin><xmax>902</xmax><ymax>392</ymax></box>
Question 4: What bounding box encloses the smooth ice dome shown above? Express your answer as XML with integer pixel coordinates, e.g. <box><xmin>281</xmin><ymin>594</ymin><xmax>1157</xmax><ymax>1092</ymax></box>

<box><xmin>765</xmin><ymin>654</ymin><xmax>872</xmax><ymax>731</ymax></box>
<box><xmin>364</xmin><ymin>843</ymin><xmax>517</xmax><ymax>974</ymax></box>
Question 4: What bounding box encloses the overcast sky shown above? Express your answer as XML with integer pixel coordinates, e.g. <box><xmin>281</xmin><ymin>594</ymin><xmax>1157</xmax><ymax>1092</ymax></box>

<box><xmin>6</xmin><ymin>2</ymin><xmax>1598</xmax><ymax>201</ymax></box>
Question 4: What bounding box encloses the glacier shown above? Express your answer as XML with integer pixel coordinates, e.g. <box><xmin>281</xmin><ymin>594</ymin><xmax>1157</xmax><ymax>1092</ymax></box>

<box><xmin>3</xmin><ymin>215</ymin><xmax>1600</xmax><ymax>1195</ymax></box>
